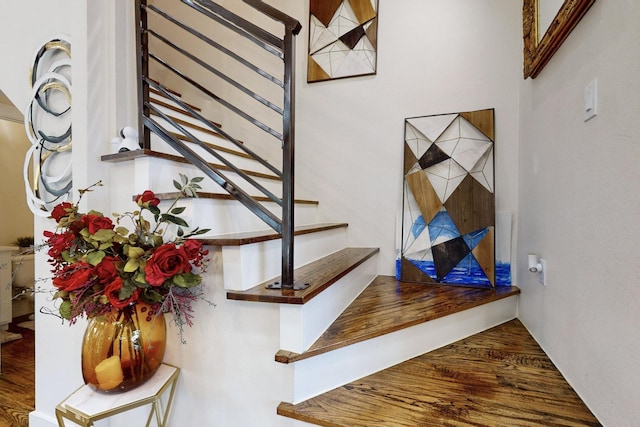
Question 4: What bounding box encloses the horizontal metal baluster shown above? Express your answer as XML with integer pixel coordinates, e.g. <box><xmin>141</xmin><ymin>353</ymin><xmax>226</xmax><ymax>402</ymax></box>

<box><xmin>149</xmin><ymin>53</ymin><xmax>284</xmax><ymax>143</ymax></box>
<box><xmin>146</xmin><ymin>78</ymin><xmax>282</xmax><ymax>178</ymax></box>
<box><xmin>146</xmin><ymin>102</ymin><xmax>282</xmax><ymax>206</ymax></box>
<box><xmin>147</xmin><ymin>4</ymin><xmax>284</xmax><ymax>88</ymax></box>
<box><xmin>148</xmin><ymin>29</ymin><xmax>284</xmax><ymax>116</ymax></box>
<box><xmin>182</xmin><ymin>0</ymin><xmax>283</xmax><ymax>57</ymax></box>
<box><xmin>144</xmin><ymin>116</ymin><xmax>283</xmax><ymax>233</ymax></box>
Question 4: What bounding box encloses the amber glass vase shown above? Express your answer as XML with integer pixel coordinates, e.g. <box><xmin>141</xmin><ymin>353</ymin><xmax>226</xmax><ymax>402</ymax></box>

<box><xmin>81</xmin><ymin>303</ymin><xmax>166</xmax><ymax>393</ymax></box>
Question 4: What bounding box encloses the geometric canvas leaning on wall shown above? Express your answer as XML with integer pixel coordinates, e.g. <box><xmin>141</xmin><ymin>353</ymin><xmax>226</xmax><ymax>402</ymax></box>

<box><xmin>398</xmin><ymin>109</ymin><xmax>504</xmax><ymax>288</ymax></box>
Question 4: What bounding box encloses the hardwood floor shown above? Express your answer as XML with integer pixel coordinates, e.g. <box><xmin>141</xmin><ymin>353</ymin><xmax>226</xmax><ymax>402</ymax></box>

<box><xmin>0</xmin><ymin>322</ymin><xmax>34</xmax><ymax>427</ymax></box>
<box><xmin>278</xmin><ymin>319</ymin><xmax>601</xmax><ymax>427</ymax></box>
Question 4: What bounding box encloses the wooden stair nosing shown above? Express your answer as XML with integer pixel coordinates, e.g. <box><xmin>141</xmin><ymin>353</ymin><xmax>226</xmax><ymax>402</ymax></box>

<box><xmin>277</xmin><ymin>319</ymin><xmax>601</xmax><ymax>427</ymax></box>
<box><xmin>150</xmin><ymin>109</ymin><xmax>222</xmax><ymax>138</ymax></box>
<box><xmin>149</xmin><ymin>87</ymin><xmax>202</xmax><ymax>112</ymax></box>
<box><xmin>275</xmin><ymin>276</ymin><xmax>520</xmax><ymax>364</ymax></box>
<box><xmin>226</xmin><ymin>247</ymin><xmax>379</xmax><ymax>305</ymax></box>
<box><xmin>196</xmin><ymin>222</ymin><xmax>346</xmax><ymax>246</ymax></box>
<box><xmin>168</xmin><ymin>131</ymin><xmax>249</xmax><ymax>159</ymax></box>
<box><xmin>153</xmin><ymin>191</ymin><xmax>318</xmax><ymax>207</ymax></box>
<box><xmin>147</xmin><ymin>80</ymin><xmax>182</xmax><ymax>98</ymax></box>
<box><xmin>100</xmin><ymin>149</ymin><xmax>281</xmax><ymax>181</ymax></box>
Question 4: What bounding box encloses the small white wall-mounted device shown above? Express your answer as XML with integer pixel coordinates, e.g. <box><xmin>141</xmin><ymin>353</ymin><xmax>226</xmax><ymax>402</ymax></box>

<box><xmin>528</xmin><ymin>253</ymin><xmax>542</xmax><ymax>273</ymax></box>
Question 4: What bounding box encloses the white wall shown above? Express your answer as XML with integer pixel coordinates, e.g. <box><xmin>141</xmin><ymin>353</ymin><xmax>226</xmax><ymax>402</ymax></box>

<box><xmin>295</xmin><ymin>0</ymin><xmax>522</xmax><ymax>277</ymax></box>
<box><xmin>517</xmin><ymin>2</ymin><xmax>640</xmax><ymax>425</ymax></box>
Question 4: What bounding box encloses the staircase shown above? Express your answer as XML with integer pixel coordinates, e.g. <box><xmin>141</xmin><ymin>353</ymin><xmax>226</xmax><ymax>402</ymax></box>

<box><xmin>98</xmin><ymin>1</ymin><xmax>600</xmax><ymax>425</ymax></box>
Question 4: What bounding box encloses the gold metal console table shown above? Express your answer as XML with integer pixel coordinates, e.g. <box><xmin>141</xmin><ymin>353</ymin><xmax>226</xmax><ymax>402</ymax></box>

<box><xmin>55</xmin><ymin>364</ymin><xmax>179</xmax><ymax>427</ymax></box>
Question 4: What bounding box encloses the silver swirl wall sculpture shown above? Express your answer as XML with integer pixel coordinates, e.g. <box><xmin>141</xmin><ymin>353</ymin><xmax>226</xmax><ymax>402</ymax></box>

<box><xmin>23</xmin><ymin>35</ymin><xmax>72</xmax><ymax>216</ymax></box>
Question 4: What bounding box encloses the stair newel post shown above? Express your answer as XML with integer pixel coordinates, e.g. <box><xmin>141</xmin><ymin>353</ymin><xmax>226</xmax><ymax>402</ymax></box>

<box><xmin>281</xmin><ymin>27</ymin><xmax>296</xmax><ymax>291</ymax></box>
<box><xmin>135</xmin><ymin>0</ymin><xmax>151</xmax><ymax>149</ymax></box>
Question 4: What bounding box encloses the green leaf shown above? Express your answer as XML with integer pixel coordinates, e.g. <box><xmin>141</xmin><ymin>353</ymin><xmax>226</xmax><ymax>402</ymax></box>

<box><xmin>124</xmin><ymin>257</ymin><xmax>140</xmax><ymax>273</ymax></box>
<box><xmin>161</xmin><ymin>214</ymin><xmax>189</xmax><ymax>227</ymax></box>
<box><xmin>171</xmin><ymin>207</ymin><xmax>186</xmax><ymax>215</ymax></box>
<box><xmin>180</xmin><ymin>173</ymin><xmax>188</xmax><ymax>185</ymax></box>
<box><xmin>87</xmin><ymin>250</ymin><xmax>106</xmax><ymax>266</ymax></box>
<box><xmin>192</xmin><ymin>176</ymin><xmax>204</xmax><ymax>183</ymax></box>
<box><xmin>119</xmin><ymin>281</ymin><xmax>137</xmax><ymax>299</ymax></box>
<box><xmin>92</xmin><ymin>229</ymin><xmax>116</xmax><ymax>242</ymax></box>
<box><xmin>177</xmin><ymin>228</ymin><xmax>184</xmax><ymax>237</ymax></box>
<box><xmin>116</xmin><ymin>226</ymin><xmax>129</xmax><ymax>236</ymax></box>
<box><xmin>133</xmin><ymin>271</ymin><xmax>148</xmax><ymax>285</ymax></box>
<box><xmin>149</xmin><ymin>205</ymin><xmax>161</xmax><ymax>215</ymax></box>
<box><xmin>173</xmin><ymin>180</ymin><xmax>182</xmax><ymax>191</ymax></box>
<box><xmin>59</xmin><ymin>300</ymin><xmax>72</xmax><ymax>320</ymax></box>
<box><xmin>125</xmin><ymin>245</ymin><xmax>145</xmax><ymax>259</ymax></box>
<box><xmin>173</xmin><ymin>272</ymin><xmax>202</xmax><ymax>288</ymax></box>
<box><xmin>142</xmin><ymin>288</ymin><xmax>164</xmax><ymax>303</ymax></box>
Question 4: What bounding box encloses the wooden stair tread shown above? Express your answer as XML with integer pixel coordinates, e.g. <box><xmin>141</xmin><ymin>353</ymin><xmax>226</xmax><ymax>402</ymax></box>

<box><xmin>101</xmin><ymin>149</ymin><xmax>280</xmax><ymax>181</ymax></box>
<box><xmin>196</xmin><ymin>222</ymin><xmax>346</xmax><ymax>246</ymax></box>
<box><xmin>149</xmin><ymin>87</ymin><xmax>202</xmax><ymax>112</ymax></box>
<box><xmin>227</xmin><ymin>247</ymin><xmax>379</xmax><ymax>305</ymax></box>
<box><xmin>168</xmin><ymin>131</ymin><xmax>248</xmax><ymax>159</ymax></box>
<box><xmin>277</xmin><ymin>319</ymin><xmax>601</xmax><ymax>427</ymax></box>
<box><xmin>276</xmin><ymin>276</ymin><xmax>520</xmax><ymax>364</ymax></box>
<box><xmin>150</xmin><ymin>110</ymin><xmax>222</xmax><ymax>137</ymax></box>
<box><xmin>153</xmin><ymin>191</ymin><xmax>318</xmax><ymax>206</ymax></box>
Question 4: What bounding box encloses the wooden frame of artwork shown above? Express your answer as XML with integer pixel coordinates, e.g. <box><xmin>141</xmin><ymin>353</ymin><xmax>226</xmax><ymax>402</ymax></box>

<box><xmin>523</xmin><ymin>0</ymin><xmax>596</xmax><ymax>79</ymax></box>
<box><xmin>307</xmin><ymin>0</ymin><xmax>379</xmax><ymax>83</ymax></box>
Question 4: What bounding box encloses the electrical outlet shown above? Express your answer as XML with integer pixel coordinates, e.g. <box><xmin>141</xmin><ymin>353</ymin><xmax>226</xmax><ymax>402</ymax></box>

<box><xmin>539</xmin><ymin>259</ymin><xmax>546</xmax><ymax>286</ymax></box>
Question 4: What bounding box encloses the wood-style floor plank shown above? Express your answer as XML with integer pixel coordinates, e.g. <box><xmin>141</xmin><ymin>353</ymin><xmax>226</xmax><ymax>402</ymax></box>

<box><xmin>0</xmin><ymin>324</ymin><xmax>34</xmax><ymax>427</ymax></box>
<box><xmin>278</xmin><ymin>319</ymin><xmax>601</xmax><ymax>427</ymax></box>
<box><xmin>277</xmin><ymin>276</ymin><xmax>520</xmax><ymax>363</ymax></box>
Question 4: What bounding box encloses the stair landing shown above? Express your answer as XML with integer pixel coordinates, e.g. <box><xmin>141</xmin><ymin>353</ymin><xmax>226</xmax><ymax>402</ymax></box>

<box><xmin>278</xmin><ymin>319</ymin><xmax>601</xmax><ymax>427</ymax></box>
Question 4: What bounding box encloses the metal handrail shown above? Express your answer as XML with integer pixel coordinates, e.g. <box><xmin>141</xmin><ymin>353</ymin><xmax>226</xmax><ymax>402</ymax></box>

<box><xmin>135</xmin><ymin>0</ymin><xmax>301</xmax><ymax>290</ymax></box>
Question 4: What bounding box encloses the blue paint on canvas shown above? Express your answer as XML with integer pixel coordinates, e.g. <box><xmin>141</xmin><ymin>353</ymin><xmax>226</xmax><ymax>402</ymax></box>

<box><xmin>463</xmin><ymin>227</ymin><xmax>491</xmax><ymax>251</ymax></box>
<box><xmin>411</xmin><ymin>215</ymin><xmax>427</xmax><ymax>238</ymax></box>
<box><xmin>396</xmin><ymin>258</ymin><xmax>512</xmax><ymax>287</ymax></box>
<box><xmin>495</xmin><ymin>262</ymin><xmax>511</xmax><ymax>285</ymax></box>
<box><xmin>428</xmin><ymin>210</ymin><xmax>460</xmax><ymax>243</ymax></box>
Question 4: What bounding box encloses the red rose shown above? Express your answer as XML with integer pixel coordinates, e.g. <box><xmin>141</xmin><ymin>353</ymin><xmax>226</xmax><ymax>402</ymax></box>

<box><xmin>105</xmin><ymin>277</ymin><xmax>139</xmax><ymax>309</ymax></box>
<box><xmin>144</xmin><ymin>243</ymin><xmax>191</xmax><ymax>286</ymax></box>
<box><xmin>182</xmin><ymin>239</ymin><xmax>204</xmax><ymax>259</ymax></box>
<box><xmin>82</xmin><ymin>214</ymin><xmax>114</xmax><ymax>235</ymax></box>
<box><xmin>135</xmin><ymin>190</ymin><xmax>160</xmax><ymax>208</ymax></box>
<box><xmin>51</xmin><ymin>202</ymin><xmax>73</xmax><ymax>222</ymax></box>
<box><xmin>43</xmin><ymin>230</ymin><xmax>75</xmax><ymax>260</ymax></box>
<box><xmin>182</xmin><ymin>239</ymin><xmax>208</xmax><ymax>267</ymax></box>
<box><xmin>53</xmin><ymin>263</ymin><xmax>94</xmax><ymax>292</ymax></box>
<box><xmin>95</xmin><ymin>256</ymin><xmax>120</xmax><ymax>285</ymax></box>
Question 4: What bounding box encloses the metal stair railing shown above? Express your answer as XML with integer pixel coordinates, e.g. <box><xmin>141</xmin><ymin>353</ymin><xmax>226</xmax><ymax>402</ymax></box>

<box><xmin>135</xmin><ymin>0</ymin><xmax>303</xmax><ymax>290</ymax></box>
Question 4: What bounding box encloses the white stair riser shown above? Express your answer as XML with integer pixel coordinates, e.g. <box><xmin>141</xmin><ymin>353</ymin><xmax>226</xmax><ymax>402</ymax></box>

<box><xmin>289</xmin><ymin>295</ymin><xmax>519</xmax><ymax>404</ymax></box>
<box><xmin>134</xmin><ymin>156</ymin><xmax>284</xmax><ymax>198</ymax></box>
<box><xmin>279</xmin><ymin>256</ymin><xmax>378</xmax><ymax>354</ymax></box>
<box><xmin>149</xmin><ymin>130</ymin><xmax>277</xmax><ymax>176</ymax></box>
<box><xmin>222</xmin><ymin>227</ymin><xmax>348</xmax><ymax>292</ymax></box>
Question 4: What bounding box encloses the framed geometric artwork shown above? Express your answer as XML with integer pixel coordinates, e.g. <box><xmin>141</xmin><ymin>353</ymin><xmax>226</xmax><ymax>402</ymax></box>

<box><xmin>397</xmin><ymin>109</ymin><xmax>509</xmax><ymax>288</ymax></box>
<box><xmin>307</xmin><ymin>0</ymin><xmax>379</xmax><ymax>83</ymax></box>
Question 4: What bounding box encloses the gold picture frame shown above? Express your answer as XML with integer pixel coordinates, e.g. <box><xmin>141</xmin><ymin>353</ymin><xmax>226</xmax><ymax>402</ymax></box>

<box><xmin>523</xmin><ymin>0</ymin><xmax>596</xmax><ymax>79</ymax></box>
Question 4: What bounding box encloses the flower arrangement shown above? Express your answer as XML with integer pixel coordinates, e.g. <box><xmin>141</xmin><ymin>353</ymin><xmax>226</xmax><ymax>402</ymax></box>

<box><xmin>43</xmin><ymin>174</ymin><xmax>210</xmax><ymax>335</ymax></box>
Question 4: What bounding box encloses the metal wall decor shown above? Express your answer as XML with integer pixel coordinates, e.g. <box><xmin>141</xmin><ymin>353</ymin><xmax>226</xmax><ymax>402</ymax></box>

<box><xmin>24</xmin><ymin>35</ymin><xmax>73</xmax><ymax>216</ymax></box>
<box><xmin>398</xmin><ymin>109</ymin><xmax>508</xmax><ymax>288</ymax></box>
<box><xmin>308</xmin><ymin>0</ymin><xmax>379</xmax><ymax>83</ymax></box>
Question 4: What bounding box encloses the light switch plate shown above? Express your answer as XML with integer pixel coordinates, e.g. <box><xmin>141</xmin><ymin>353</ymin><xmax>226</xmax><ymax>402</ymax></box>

<box><xmin>584</xmin><ymin>79</ymin><xmax>598</xmax><ymax>121</ymax></box>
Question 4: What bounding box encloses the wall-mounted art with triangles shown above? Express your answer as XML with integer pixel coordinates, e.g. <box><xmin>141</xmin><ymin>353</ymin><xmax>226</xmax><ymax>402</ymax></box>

<box><xmin>398</xmin><ymin>109</ymin><xmax>509</xmax><ymax>288</ymax></box>
<box><xmin>308</xmin><ymin>0</ymin><xmax>378</xmax><ymax>83</ymax></box>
